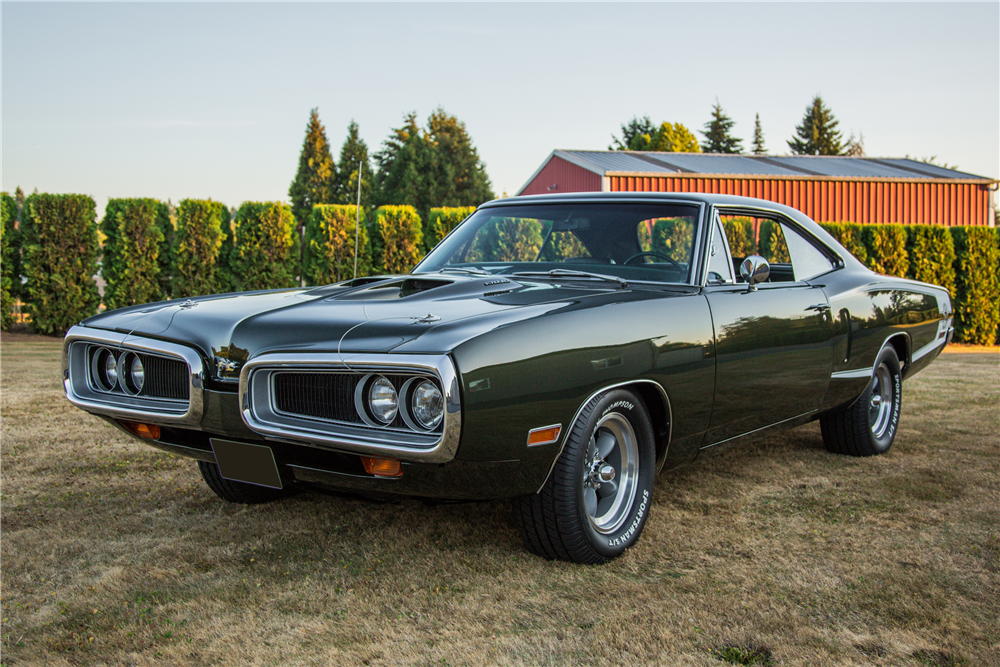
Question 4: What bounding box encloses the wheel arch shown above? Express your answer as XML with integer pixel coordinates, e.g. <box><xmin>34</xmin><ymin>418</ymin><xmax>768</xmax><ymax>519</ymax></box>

<box><xmin>535</xmin><ymin>379</ymin><xmax>672</xmax><ymax>493</ymax></box>
<box><xmin>885</xmin><ymin>332</ymin><xmax>911</xmax><ymax>378</ymax></box>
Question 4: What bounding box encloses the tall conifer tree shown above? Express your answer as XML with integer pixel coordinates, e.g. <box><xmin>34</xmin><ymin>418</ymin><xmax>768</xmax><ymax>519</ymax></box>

<box><xmin>374</xmin><ymin>110</ymin><xmax>493</xmax><ymax>223</ymax></box>
<box><xmin>751</xmin><ymin>113</ymin><xmax>767</xmax><ymax>155</ymax></box>
<box><xmin>288</xmin><ymin>108</ymin><xmax>336</xmax><ymax>228</ymax></box>
<box><xmin>333</xmin><ymin>120</ymin><xmax>375</xmax><ymax>210</ymax></box>
<box><xmin>788</xmin><ymin>96</ymin><xmax>845</xmax><ymax>155</ymax></box>
<box><xmin>700</xmin><ymin>101</ymin><xmax>743</xmax><ymax>154</ymax></box>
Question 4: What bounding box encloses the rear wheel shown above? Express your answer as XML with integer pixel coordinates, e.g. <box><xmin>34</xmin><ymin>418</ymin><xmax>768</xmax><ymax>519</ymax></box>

<box><xmin>821</xmin><ymin>345</ymin><xmax>902</xmax><ymax>457</ymax></box>
<box><xmin>198</xmin><ymin>461</ymin><xmax>294</xmax><ymax>504</ymax></box>
<box><xmin>513</xmin><ymin>389</ymin><xmax>656</xmax><ymax>563</ymax></box>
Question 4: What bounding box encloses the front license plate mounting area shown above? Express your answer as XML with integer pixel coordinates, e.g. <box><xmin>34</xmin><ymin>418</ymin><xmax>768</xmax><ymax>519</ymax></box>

<box><xmin>210</xmin><ymin>438</ymin><xmax>285</xmax><ymax>489</ymax></box>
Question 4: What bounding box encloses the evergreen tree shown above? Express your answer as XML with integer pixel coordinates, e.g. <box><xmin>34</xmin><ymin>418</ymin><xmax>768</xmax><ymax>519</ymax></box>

<box><xmin>374</xmin><ymin>110</ymin><xmax>493</xmax><ymax>224</ymax></box>
<box><xmin>333</xmin><ymin>120</ymin><xmax>375</xmax><ymax>210</ymax></box>
<box><xmin>610</xmin><ymin>116</ymin><xmax>658</xmax><ymax>150</ymax></box>
<box><xmin>788</xmin><ymin>96</ymin><xmax>845</xmax><ymax>155</ymax></box>
<box><xmin>751</xmin><ymin>113</ymin><xmax>767</xmax><ymax>155</ymax></box>
<box><xmin>426</xmin><ymin>108</ymin><xmax>494</xmax><ymax>208</ymax></box>
<box><xmin>611</xmin><ymin>117</ymin><xmax>700</xmax><ymax>152</ymax></box>
<box><xmin>288</xmin><ymin>108</ymin><xmax>336</xmax><ymax>228</ymax></box>
<box><xmin>700</xmin><ymin>101</ymin><xmax>743</xmax><ymax>154</ymax></box>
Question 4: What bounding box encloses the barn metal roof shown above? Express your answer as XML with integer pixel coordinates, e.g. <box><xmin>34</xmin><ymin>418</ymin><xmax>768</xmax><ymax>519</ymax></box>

<box><xmin>550</xmin><ymin>150</ymin><xmax>989</xmax><ymax>181</ymax></box>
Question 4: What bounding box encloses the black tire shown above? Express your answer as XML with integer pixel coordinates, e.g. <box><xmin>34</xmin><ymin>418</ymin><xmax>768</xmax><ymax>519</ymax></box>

<box><xmin>513</xmin><ymin>389</ymin><xmax>656</xmax><ymax>564</ymax></box>
<box><xmin>820</xmin><ymin>345</ymin><xmax>902</xmax><ymax>457</ymax></box>
<box><xmin>198</xmin><ymin>461</ymin><xmax>294</xmax><ymax>504</ymax></box>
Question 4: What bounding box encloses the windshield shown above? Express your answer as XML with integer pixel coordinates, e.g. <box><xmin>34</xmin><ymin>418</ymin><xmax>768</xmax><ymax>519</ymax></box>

<box><xmin>414</xmin><ymin>202</ymin><xmax>704</xmax><ymax>284</ymax></box>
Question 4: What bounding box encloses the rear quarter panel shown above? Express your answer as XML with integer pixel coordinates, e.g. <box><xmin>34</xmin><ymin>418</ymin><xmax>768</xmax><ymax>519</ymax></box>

<box><xmin>819</xmin><ymin>270</ymin><xmax>951</xmax><ymax>413</ymax></box>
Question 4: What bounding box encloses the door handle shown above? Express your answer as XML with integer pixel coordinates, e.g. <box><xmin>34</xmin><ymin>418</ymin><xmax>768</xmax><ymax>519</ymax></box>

<box><xmin>806</xmin><ymin>304</ymin><xmax>831</xmax><ymax>313</ymax></box>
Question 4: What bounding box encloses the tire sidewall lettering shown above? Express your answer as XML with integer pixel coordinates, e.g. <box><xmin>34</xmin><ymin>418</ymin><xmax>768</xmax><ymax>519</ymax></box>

<box><xmin>581</xmin><ymin>390</ymin><xmax>655</xmax><ymax>559</ymax></box>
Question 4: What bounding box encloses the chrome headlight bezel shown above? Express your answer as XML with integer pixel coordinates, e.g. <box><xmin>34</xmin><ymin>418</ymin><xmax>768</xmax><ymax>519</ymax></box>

<box><xmin>240</xmin><ymin>353</ymin><xmax>461</xmax><ymax>464</ymax></box>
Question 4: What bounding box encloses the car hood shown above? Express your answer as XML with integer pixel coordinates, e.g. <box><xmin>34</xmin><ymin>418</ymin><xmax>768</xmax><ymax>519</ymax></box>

<box><xmin>79</xmin><ymin>274</ymin><xmax>633</xmax><ymax>381</ymax></box>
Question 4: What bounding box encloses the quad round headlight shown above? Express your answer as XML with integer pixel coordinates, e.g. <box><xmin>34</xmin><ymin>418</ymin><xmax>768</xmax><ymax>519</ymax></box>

<box><xmin>411</xmin><ymin>380</ymin><xmax>443</xmax><ymax>430</ymax></box>
<box><xmin>118</xmin><ymin>352</ymin><xmax>145</xmax><ymax>395</ymax></box>
<box><xmin>92</xmin><ymin>347</ymin><xmax>119</xmax><ymax>391</ymax></box>
<box><xmin>129</xmin><ymin>355</ymin><xmax>145</xmax><ymax>393</ymax></box>
<box><xmin>105</xmin><ymin>351</ymin><xmax>119</xmax><ymax>387</ymax></box>
<box><xmin>368</xmin><ymin>376</ymin><xmax>398</xmax><ymax>424</ymax></box>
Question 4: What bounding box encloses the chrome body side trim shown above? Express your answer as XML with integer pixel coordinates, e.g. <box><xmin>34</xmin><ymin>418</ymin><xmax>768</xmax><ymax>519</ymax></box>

<box><xmin>535</xmin><ymin>379</ymin><xmax>672</xmax><ymax>494</ymax></box>
<box><xmin>62</xmin><ymin>325</ymin><xmax>206</xmax><ymax>426</ymax></box>
<box><xmin>831</xmin><ymin>367</ymin><xmax>874</xmax><ymax>380</ymax></box>
<box><xmin>239</xmin><ymin>353</ymin><xmax>462</xmax><ymax>464</ymax></box>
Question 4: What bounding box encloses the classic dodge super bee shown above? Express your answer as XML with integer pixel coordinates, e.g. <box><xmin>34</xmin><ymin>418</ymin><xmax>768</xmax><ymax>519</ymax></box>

<box><xmin>63</xmin><ymin>193</ymin><xmax>953</xmax><ymax>563</ymax></box>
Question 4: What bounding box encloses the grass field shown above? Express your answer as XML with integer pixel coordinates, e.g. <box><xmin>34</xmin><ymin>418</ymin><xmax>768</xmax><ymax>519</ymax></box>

<box><xmin>1</xmin><ymin>337</ymin><xmax>997</xmax><ymax>666</ymax></box>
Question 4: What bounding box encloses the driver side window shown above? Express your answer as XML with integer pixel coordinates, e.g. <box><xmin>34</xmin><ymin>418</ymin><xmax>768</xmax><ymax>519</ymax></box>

<box><xmin>718</xmin><ymin>212</ymin><xmax>835</xmax><ymax>283</ymax></box>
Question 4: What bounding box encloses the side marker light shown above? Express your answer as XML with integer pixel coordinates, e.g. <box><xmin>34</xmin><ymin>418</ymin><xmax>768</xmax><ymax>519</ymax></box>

<box><xmin>527</xmin><ymin>424</ymin><xmax>562</xmax><ymax>447</ymax></box>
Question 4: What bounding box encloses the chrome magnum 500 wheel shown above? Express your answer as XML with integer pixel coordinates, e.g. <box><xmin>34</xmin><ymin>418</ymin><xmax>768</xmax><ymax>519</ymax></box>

<box><xmin>514</xmin><ymin>389</ymin><xmax>656</xmax><ymax>563</ymax></box>
<box><xmin>821</xmin><ymin>345</ymin><xmax>902</xmax><ymax>457</ymax></box>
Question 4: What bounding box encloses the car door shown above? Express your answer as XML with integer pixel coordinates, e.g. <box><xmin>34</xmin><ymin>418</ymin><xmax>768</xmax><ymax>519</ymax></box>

<box><xmin>702</xmin><ymin>209</ymin><xmax>837</xmax><ymax>447</ymax></box>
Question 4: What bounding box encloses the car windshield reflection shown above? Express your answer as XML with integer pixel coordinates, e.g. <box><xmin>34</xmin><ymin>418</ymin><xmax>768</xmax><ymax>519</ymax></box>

<box><xmin>414</xmin><ymin>202</ymin><xmax>704</xmax><ymax>285</ymax></box>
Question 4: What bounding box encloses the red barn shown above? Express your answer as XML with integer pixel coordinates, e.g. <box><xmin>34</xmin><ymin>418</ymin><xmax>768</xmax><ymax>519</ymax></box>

<box><xmin>518</xmin><ymin>151</ymin><xmax>997</xmax><ymax>227</ymax></box>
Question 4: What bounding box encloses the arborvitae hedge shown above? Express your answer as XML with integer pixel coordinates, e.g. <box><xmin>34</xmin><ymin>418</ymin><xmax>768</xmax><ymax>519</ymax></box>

<box><xmin>950</xmin><ymin>227</ymin><xmax>1000</xmax><ymax>346</ymax></box>
<box><xmin>374</xmin><ymin>206</ymin><xmax>423</xmax><ymax>275</ymax></box>
<box><xmin>906</xmin><ymin>225</ymin><xmax>956</xmax><ymax>297</ymax></box>
<box><xmin>156</xmin><ymin>203</ymin><xmax>175</xmax><ymax>300</ymax></box>
<box><xmin>20</xmin><ymin>194</ymin><xmax>100</xmax><ymax>334</ymax></box>
<box><xmin>1</xmin><ymin>193</ymin><xmax>17</xmax><ymax>329</ymax></box>
<box><xmin>819</xmin><ymin>222</ymin><xmax>868</xmax><ymax>266</ymax></box>
<box><xmin>721</xmin><ymin>216</ymin><xmax>756</xmax><ymax>257</ymax></box>
<box><xmin>426</xmin><ymin>206</ymin><xmax>475</xmax><ymax>252</ymax></box>
<box><xmin>758</xmin><ymin>219</ymin><xmax>789</xmax><ymax>262</ymax></box>
<box><xmin>234</xmin><ymin>202</ymin><xmax>298</xmax><ymax>291</ymax></box>
<box><xmin>100</xmin><ymin>199</ymin><xmax>167</xmax><ymax>310</ymax></box>
<box><xmin>215</xmin><ymin>208</ymin><xmax>239</xmax><ymax>293</ymax></box>
<box><xmin>863</xmin><ymin>224</ymin><xmax>909</xmax><ymax>277</ymax></box>
<box><xmin>173</xmin><ymin>199</ymin><xmax>225</xmax><ymax>298</ymax></box>
<box><xmin>304</xmin><ymin>204</ymin><xmax>371</xmax><ymax>286</ymax></box>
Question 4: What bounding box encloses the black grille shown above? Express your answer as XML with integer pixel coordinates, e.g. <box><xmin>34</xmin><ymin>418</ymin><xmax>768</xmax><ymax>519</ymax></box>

<box><xmin>274</xmin><ymin>373</ymin><xmax>362</xmax><ymax>424</ymax></box>
<box><xmin>87</xmin><ymin>347</ymin><xmax>189</xmax><ymax>401</ymax></box>
<box><xmin>141</xmin><ymin>354</ymin><xmax>190</xmax><ymax>400</ymax></box>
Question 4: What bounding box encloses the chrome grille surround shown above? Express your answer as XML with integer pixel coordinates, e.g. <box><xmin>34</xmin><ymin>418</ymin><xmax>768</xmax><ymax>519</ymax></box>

<box><xmin>240</xmin><ymin>353</ymin><xmax>461</xmax><ymax>464</ymax></box>
<box><xmin>62</xmin><ymin>325</ymin><xmax>205</xmax><ymax>425</ymax></box>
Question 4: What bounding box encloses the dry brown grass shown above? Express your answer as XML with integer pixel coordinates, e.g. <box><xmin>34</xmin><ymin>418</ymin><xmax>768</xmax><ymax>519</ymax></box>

<box><xmin>2</xmin><ymin>339</ymin><xmax>997</xmax><ymax>666</ymax></box>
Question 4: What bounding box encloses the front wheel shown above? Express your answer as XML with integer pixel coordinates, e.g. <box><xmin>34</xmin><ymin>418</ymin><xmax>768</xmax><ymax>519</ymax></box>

<box><xmin>513</xmin><ymin>389</ymin><xmax>656</xmax><ymax>563</ymax></box>
<box><xmin>821</xmin><ymin>345</ymin><xmax>902</xmax><ymax>457</ymax></box>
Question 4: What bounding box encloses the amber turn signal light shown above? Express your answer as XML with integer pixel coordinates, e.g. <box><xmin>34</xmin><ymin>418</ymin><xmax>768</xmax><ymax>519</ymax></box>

<box><xmin>527</xmin><ymin>425</ymin><xmax>562</xmax><ymax>447</ymax></box>
<box><xmin>121</xmin><ymin>421</ymin><xmax>161</xmax><ymax>440</ymax></box>
<box><xmin>360</xmin><ymin>456</ymin><xmax>403</xmax><ymax>477</ymax></box>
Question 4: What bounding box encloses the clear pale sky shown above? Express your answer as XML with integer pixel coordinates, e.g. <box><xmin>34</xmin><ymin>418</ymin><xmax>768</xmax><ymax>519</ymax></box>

<box><xmin>3</xmin><ymin>2</ymin><xmax>998</xmax><ymax>217</ymax></box>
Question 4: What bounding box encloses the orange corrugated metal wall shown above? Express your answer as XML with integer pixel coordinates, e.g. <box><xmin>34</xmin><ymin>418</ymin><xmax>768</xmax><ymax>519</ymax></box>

<box><xmin>608</xmin><ymin>177</ymin><xmax>992</xmax><ymax>226</ymax></box>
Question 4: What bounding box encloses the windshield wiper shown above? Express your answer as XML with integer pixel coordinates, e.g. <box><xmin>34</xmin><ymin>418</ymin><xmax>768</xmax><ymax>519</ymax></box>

<box><xmin>437</xmin><ymin>266</ymin><xmax>493</xmax><ymax>276</ymax></box>
<box><xmin>511</xmin><ymin>269</ymin><xmax>628</xmax><ymax>290</ymax></box>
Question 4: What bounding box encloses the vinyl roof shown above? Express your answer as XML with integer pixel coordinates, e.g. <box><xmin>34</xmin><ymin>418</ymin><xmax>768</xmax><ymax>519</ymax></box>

<box><xmin>553</xmin><ymin>150</ymin><xmax>990</xmax><ymax>181</ymax></box>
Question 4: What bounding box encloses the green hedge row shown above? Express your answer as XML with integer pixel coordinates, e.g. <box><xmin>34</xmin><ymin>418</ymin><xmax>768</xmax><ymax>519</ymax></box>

<box><xmin>820</xmin><ymin>221</ymin><xmax>998</xmax><ymax>345</ymax></box>
<box><xmin>304</xmin><ymin>204</ymin><xmax>372</xmax><ymax>286</ymax></box>
<box><xmin>20</xmin><ymin>194</ymin><xmax>101</xmax><ymax>335</ymax></box>
<box><xmin>6</xmin><ymin>193</ymin><xmax>995</xmax><ymax>345</ymax></box>
<box><xmin>0</xmin><ymin>196</ymin><xmax>462</xmax><ymax>333</ymax></box>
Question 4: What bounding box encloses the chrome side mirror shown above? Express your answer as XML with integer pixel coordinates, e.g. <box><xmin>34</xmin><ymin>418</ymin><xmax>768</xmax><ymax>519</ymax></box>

<box><xmin>740</xmin><ymin>255</ymin><xmax>770</xmax><ymax>290</ymax></box>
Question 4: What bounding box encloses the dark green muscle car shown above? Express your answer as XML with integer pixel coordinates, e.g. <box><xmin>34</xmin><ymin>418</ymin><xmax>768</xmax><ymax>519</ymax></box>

<box><xmin>63</xmin><ymin>193</ymin><xmax>953</xmax><ymax>563</ymax></box>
